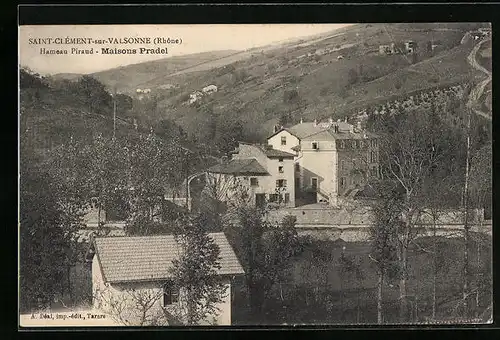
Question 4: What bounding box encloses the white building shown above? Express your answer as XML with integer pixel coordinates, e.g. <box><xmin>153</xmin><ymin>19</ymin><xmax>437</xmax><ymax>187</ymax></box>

<box><xmin>189</xmin><ymin>91</ymin><xmax>203</xmax><ymax>104</ymax></box>
<box><xmin>267</xmin><ymin>120</ymin><xmax>380</xmax><ymax>207</ymax></box>
<box><xmin>202</xmin><ymin>85</ymin><xmax>218</xmax><ymax>94</ymax></box>
<box><xmin>206</xmin><ymin>142</ymin><xmax>296</xmax><ymax>208</ymax></box>
<box><xmin>91</xmin><ymin>233</ymin><xmax>244</xmax><ymax>326</ymax></box>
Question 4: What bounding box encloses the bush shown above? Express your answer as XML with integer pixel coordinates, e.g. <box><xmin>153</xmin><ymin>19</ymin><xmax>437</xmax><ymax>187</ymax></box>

<box><xmin>178</xmin><ymin>92</ymin><xmax>190</xmax><ymax>103</ymax></box>
<box><xmin>320</xmin><ymin>87</ymin><xmax>330</xmax><ymax>97</ymax></box>
<box><xmin>347</xmin><ymin>68</ymin><xmax>359</xmax><ymax>85</ymax></box>
<box><xmin>283</xmin><ymin>89</ymin><xmax>300</xmax><ymax>104</ymax></box>
<box><xmin>394</xmin><ymin>79</ymin><xmax>403</xmax><ymax>90</ymax></box>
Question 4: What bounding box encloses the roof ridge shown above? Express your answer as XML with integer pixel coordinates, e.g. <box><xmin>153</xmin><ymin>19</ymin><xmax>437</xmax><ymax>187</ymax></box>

<box><xmin>95</xmin><ymin>231</ymin><xmax>226</xmax><ymax>240</ymax></box>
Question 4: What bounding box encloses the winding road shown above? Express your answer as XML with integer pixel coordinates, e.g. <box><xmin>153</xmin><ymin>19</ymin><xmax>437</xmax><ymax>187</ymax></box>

<box><xmin>466</xmin><ymin>37</ymin><xmax>492</xmax><ymax>120</ymax></box>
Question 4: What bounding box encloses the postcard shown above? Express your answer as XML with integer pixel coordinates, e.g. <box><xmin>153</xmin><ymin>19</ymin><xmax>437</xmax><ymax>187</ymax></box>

<box><xmin>19</xmin><ymin>21</ymin><xmax>492</xmax><ymax>327</ymax></box>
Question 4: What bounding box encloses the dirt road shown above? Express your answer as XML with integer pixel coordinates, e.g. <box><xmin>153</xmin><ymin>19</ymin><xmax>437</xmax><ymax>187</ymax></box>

<box><xmin>466</xmin><ymin>37</ymin><xmax>491</xmax><ymax>120</ymax></box>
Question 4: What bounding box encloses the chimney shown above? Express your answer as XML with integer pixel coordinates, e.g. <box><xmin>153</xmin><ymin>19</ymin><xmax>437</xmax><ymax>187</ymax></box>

<box><xmin>328</xmin><ymin>117</ymin><xmax>333</xmax><ymax>126</ymax></box>
<box><xmin>300</xmin><ymin>118</ymin><xmax>303</xmax><ymax>124</ymax></box>
<box><xmin>344</xmin><ymin>117</ymin><xmax>348</xmax><ymax>123</ymax></box>
<box><xmin>313</xmin><ymin>119</ymin><xmax>317</xmax><ymax>127</ymax></box>
<box><xmin>356</xmin><ymin>121</ymin><xmax>362</xmax><ymax>131</ymax></box>
<box><xmin>273</xmin><ymin>124</ymin><xmax>279</xmax><ymax>133</ymax></box>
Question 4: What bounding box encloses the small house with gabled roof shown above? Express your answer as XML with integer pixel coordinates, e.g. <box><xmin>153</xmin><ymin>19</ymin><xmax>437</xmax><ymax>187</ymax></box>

<box><xmin>91</xmin><ymin>233</ymin><xmax>244</xmax><ymax>326</ymax></box>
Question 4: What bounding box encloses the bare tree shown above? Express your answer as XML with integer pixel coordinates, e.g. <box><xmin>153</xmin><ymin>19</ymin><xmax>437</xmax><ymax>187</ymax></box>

<box><xmin>377</xmin><ymin>110</ymin><xmax>446</xmax><ymax>322</ymax></box>
<box><xmin>94</xmin><ymin>287</ymin><xmax>169</xmax><ymax>326</ymax></box>
<box><xmin>369</xmin><ymin>181</ymin><xmax>401</xmax><ymax>324</ymax></box>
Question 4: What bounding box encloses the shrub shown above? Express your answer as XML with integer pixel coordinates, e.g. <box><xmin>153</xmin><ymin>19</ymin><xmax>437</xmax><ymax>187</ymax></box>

<box><xmin>320</xmin><ymin>87</ymin><xmax>330</xmax><ymax>97</ymax></box>
<box><xmin>283</xmin><ymin>89</ymin><xmax>300</xmax><ymax>104</ymax></box>
<box><xmin>347</xmin><ymin>68</ymin><xmax>359</xmax><ymax>85</ymax></box>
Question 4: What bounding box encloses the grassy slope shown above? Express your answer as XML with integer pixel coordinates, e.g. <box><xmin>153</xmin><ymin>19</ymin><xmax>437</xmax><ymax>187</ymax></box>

<box><xmin>51</xmin><ymin>23</ymin><xmax>487</xmax><ymax>143</ymax></box>
<box><xmin>144</xmin><ymin>24</ymin><xmax>476</xmax><ymax>140</ymax></box>
<box><xmin>53</xmin><ymin>50</ymin><xmax>239</xmax><ymax>93</ymax></box>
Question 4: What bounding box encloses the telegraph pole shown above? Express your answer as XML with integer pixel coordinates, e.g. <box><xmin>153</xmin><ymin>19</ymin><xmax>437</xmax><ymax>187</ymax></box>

<box><xmin>462</xmin><ymin>105</ymin><xmax>472</xmax><ymax>318</ymax></box>
<box><xmin>185</xmin><ymin>151</ymin><xmax>189</xmax><ymax>210</ymax></box>
<box><xmin>113</xmin><ymin>87</ymin><xmax>117</xmax><ymax>140</ymax></box>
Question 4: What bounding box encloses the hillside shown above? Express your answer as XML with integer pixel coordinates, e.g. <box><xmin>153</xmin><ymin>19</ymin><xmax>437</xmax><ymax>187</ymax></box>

<box><xmin>53</xmin><ymin>50</ymin><xmax>239</xmax><ymax>93</ymax></box>
<box><xmin>49</xmin><ymin>23</ymin><xmax>490</xmax><ymax>143</ymax></box>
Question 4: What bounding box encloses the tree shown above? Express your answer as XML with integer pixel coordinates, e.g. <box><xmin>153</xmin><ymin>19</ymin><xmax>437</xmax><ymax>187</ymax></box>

<box><xmin>154</xmin><ymin>118</ymin><xmax>187</xmax><ymax>144</ymax></box>
<box><xmin>347</xmin><ymin>68</ymin><xmax>359</xmax><ymax>86</ymax></box>
<box><xmin>94</xmin><ymin>287</ymin><xmax>179</xmax><ymax>326</ymax></box>
<box><xmin>20</xmin><ymin>147</ymin><xmax>81</xmax><ymax>312</ymax></box>
<box><xmin>426</xmin><ymin>41</ymin><xmax>433</xmax><ymax>54</ymax></box>
<box><xmin>214</xmin><ymin>120</ymin><xmax>244</xmax><ymax>156</ymax></box>
<box><xmin>376</xmin><ymin>108</ymin><xmax>452</xmax><ymax>322</ymax></box>
<box><xmin>125</xmin><ymin>133</ymin><xmax>186</xmax><ymax>236</ymax></box>
<box><xmin>81</xmin><ymin>134</ymin><xmax>129</xmax><ymax>228</ymax></box>
<box><xmin>169</xmin><ymin>213</ymin><xmax>228</xmax><ymax>325</ymax></box>
<box><xmin>369</xmin><ymin>181</ymin><xmax>401</xmax><ymax>324</ymax></box>
<box><xmin>283</xmin><ymin>89</ymin><xmax>300</xmax><ymax>105</ymax></box>
<box><xmin>115</xmin><ymin>93</ymin><xmax>134</xmax><ymax>114</ymax></box>
<box><xmin>76</xmin><ymin>75</ymin><xmax>112</xmax><ymax>114</ymax></box>
<box><xmin>224</xmin><ymin>205</ymin><xmax>301</xmax><ymax>318</ymax></box>
<box><xmin>337</xmin><ymin>251</ymin><xmax>365</xmax><ymax>323</ymax></box>
<box><xmin>20</xmin><ymin>67</ymin><xmax>49</xmax><ymax>90</ymax></box>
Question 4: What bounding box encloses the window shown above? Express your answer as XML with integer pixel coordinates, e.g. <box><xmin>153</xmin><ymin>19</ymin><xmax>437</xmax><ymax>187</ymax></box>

<box><xmin>371</xmin><ymin>151</ymin><xmax>377</xmax><ymax>163</ymax></box>
<box><xmin>341</xmin><ymin>160</ymin><xmax>346</xmax><ymax>170</ymax></box>
<box><xmin>339</xmin><ymin>140</ymin><xmax>345</xmax><ymax>149</ymax></box>
<box><xmin>353</xmin><ymin>140</ymin><xmax>358</xmax><ymax>149</ymax></box>
<box><xmin>371</xmin><ymin>166</ymin><xmax>378</xmax><ymax>178</ymax></box>
<box><xmin>269</xmin><ymin>194</ymin><xmax>279</xmax><ymax>202</ymax></box>
<box><xmin>295</xmin><ymin>177</ymin><xmax>300</xmax><ymax>188</ymax></box>
<box><xmin>278</xmin><ymin>157</ymin><xmax>284</xmax><ymax>162</ymax></box>
<box><xmin>295</xmin><ymin>163</ymin><xmax>300</xmax><ymax>172</ymax></box>
<box><xmin>278</xmin><ymin>166</ymin><xmax>284</xmax><ymax>173</ymax></box>
<box><xmin>340</xmin><ymin>177</ymin><xmax>346</xmax><ymax>187</ymax></box>
<box><xmin>276</xmin><ymin>179</ymin><xmax>287</xmax><ymax>188</ymax></box>
<box><xmin>163</xmin><ymin>282</ymin><xmax>179</xmax><ymax>306</ymax></box>
<box><xmin>360</xmin><ymin>140</ymin><xmax>365</xmax><ymax>148</ymax></box>
<box><xmin>311</xmin><ymin>178</ymin><xmax>318</xmax><ymax>191</ymax></box>
<box><xmin>312</xmin><ymin>142</ymin><xmax>318</xmax><ymax>150</ymax></box>
<box><xmin>281</xmin><ymin>136</ymin><xmax>287</xmax><ymax>145</ymax></box>
<box><xmin>284</xmin><ymin>193</ymin><xmax>290</xmax><ymax>203</ymax></box>
<box><xmin>371</xmin><ymin>139</ymin><xmax>378</xmax><ymax>148</ymax></box>
<box><xmin>250</xmin><ymin>177</ymin><xmax>258</xmax><ymax>186</ymax></box>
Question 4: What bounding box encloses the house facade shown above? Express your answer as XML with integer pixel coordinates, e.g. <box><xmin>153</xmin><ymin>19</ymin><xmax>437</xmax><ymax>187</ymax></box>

<box><xmin>206</xmin><ymin>142</ymin><xmax>296</xmax><ymax>208</ymax></box>
<box><xmin>91</xmin><ymin>233</ymin><xmax>244</xmax><ymax>326</ymax></box>
<box><xmin>267</xmin><ymin>120</ymin><xmax>380</xmax><ymax>207</ymax></box>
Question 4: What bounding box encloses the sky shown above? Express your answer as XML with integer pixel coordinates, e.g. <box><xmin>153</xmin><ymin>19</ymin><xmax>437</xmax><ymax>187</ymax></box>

<box><xmin>19</xmin><ymin>24</ymin><xmax>353</xmax><ymax>75</ymax></box>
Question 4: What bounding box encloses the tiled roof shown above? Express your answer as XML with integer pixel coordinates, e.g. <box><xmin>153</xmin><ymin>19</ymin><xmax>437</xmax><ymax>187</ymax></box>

<box><xmin>287</xmin><ymin>122</ymin><xmax>328</xmax><ymax>139</ymax></box>
<box><xmin>207</xmin><ymin>159</ymin><xmax>268</xmax><ymax>175</ymax></box>
<box><xmin>257</xmin><ymin>146</ymin><xmax>295</xmax><ymax>158</ymax></box>
<box><xmin>94</xmin><ymin>232</ymin><xmax>245</xmax><ymax>283</ymax></box>
<box><xmin>330</xmin><ymin>131</ymin><xmax>379</xmax><ymax>140</ymax></box>
<box><xmin>269</xmin><ymin>122</ymin><xmax>379</xmax><ymax>141</ymax></box>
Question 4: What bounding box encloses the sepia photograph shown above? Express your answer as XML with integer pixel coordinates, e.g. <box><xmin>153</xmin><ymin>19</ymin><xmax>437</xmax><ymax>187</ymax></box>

<box><xmin>19</xmin><ymin>22</ymin><xmax>492</xmax><ymax>327</ymax></box>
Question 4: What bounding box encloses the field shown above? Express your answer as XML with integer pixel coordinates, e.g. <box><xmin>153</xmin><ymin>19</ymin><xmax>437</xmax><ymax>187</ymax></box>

<box><xmin>232</xmin><ymin>234</ymin><xmax>492</xmax><ymax>325</ymax></box>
